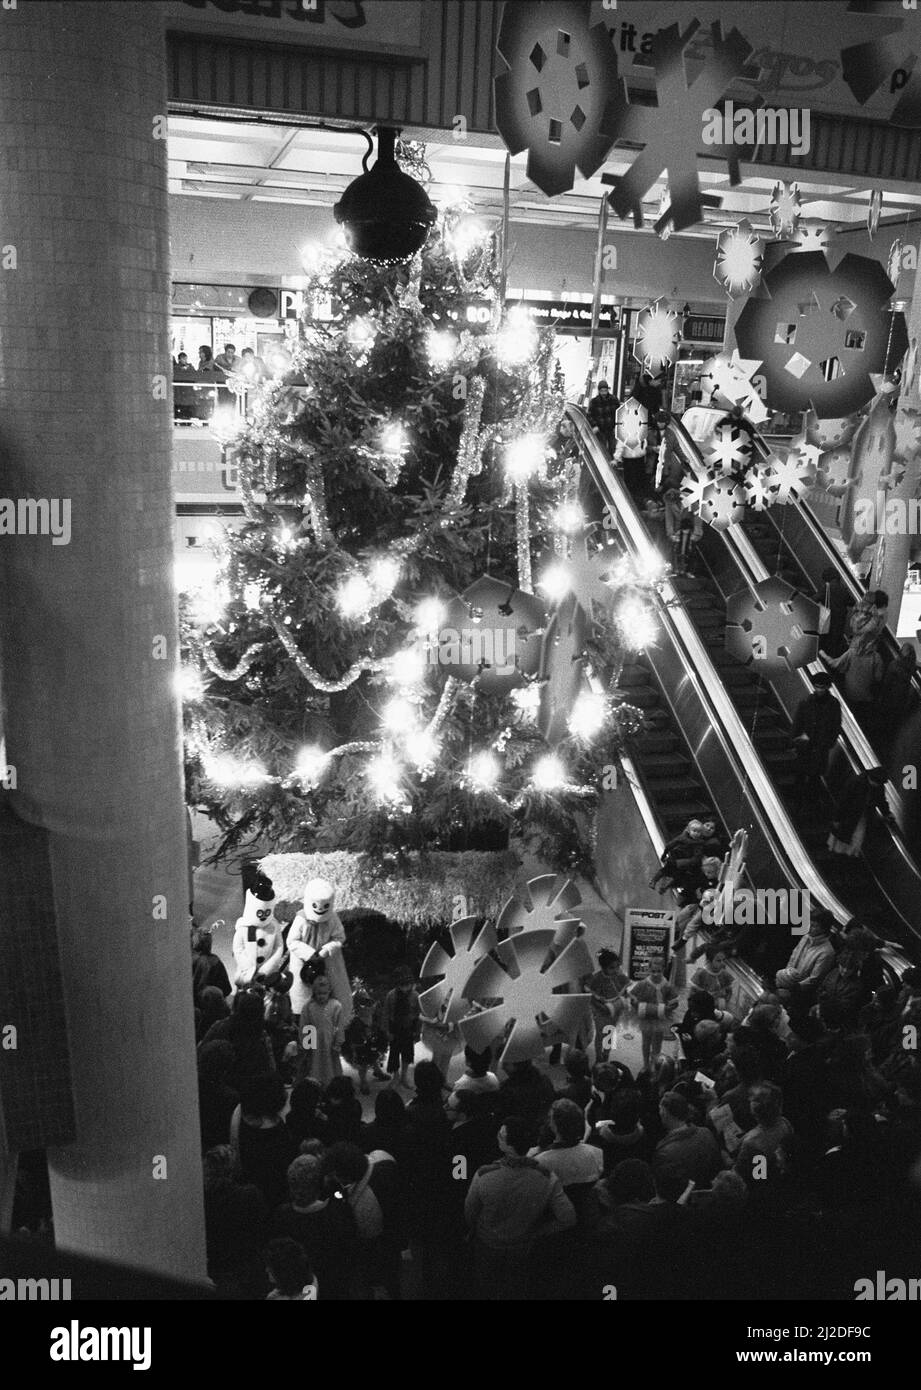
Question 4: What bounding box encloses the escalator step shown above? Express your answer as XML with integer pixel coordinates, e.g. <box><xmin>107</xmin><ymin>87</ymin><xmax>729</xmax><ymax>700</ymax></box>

<box><xmin>643</xmin><ymin>755</ymin><xmax>693</xmax><ymax>776</ymax></box>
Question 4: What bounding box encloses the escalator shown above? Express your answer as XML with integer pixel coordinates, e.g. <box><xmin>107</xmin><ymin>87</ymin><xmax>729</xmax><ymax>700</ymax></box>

<box><xmin>566</xmin><ymin>403</ymin><xmax>920</xmax><ymax>973</ymax></box>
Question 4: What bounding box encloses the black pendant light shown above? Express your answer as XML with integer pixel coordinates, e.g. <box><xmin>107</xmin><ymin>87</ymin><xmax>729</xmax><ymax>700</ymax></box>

<box><xmin>334</xmin><ymin>125</ymin><xmax>437</xmax><ymax>264</ymax></box>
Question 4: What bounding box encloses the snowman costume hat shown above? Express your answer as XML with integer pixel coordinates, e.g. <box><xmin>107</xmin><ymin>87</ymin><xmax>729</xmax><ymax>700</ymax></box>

<box><xmin>232</xmin><ymin>864</ymin><xmax>285</xmax><ymax>987</ymax></box>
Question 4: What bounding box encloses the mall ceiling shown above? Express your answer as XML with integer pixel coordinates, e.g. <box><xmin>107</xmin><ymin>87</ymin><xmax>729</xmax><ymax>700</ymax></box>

<box><xmin>168</xmin><ymin>115</ymin><xmax>921</xmax><ymax>244</ymax></box>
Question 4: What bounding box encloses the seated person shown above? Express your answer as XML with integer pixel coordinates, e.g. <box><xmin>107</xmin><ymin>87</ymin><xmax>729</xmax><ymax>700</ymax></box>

<box><xmin>775</xmin><ymin>911</ymin><xmax>837</xmax><ymax>1010</ymax></box>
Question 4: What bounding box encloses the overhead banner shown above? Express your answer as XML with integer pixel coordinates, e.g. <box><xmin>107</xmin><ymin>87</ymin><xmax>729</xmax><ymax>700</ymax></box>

<box><xmin>166</xmin><ymin>0</ymin><xmax>426</xmax><ymax>58</ymax></box>
<box><xmin>172</xmin><ymin>429</ymin><xmax>242</xmax><ymax>503</ymax></box>
<box><xmin>623</xmin><ymin>907</ymin><xmax>675</xmax><ymax>981</ymax></box>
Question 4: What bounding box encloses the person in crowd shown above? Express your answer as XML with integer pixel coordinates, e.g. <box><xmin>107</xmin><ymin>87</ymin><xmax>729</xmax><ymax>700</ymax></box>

<box><xmin>197</xmin><ymin>1040</ymin><xmax>239</xmax><ymax>1152</ymax></box>
<box><xmin>826</xmin><ymin>631</ymin><xmax>884</xmax><ymax>728</ymax></box>
<box><xmin>192</xmin><ymin>927</ymin><xmax>232</xmax><ymax>1003</ymax></box>
<box><xmin>452</xmin><ymin>1044</ymin><xmax>500</xmax><ymax>1096</ymax></box>
<box><xmin>594</xmin><ymin>1155</ymin><xmax>657</xmax><ymax>1227</ymax></box>
<box><xmin>690</xmin><ymin>946</ymin><xmax>733</xmax><ymax>1013</ymax></box>
<box><xmin>634</xmin><ymin>372</ymin><xmax>663</xmax><ymax>417</ymax></box>
<box><xmin>464</xmin><ymin>1114</ymin><xmax>577</xmax><ymax>1299</ymax></box>
<box><xmin>818</xmin><ymin>566</ymin><xmax>855</xmax><ymax>660</ymax></box>
<box><xmin>790</xmin><ymin>671</ymin><xmax>842</xmax><ymax>809</ymax></box>
<box><xmin>213</xmin><ymin>342</ymin><xmax>239</xmax><ymax>374</ymax></box>
<box><xmin>649</xmin><ymin>815</ymin><xmax>724</xmax><ymax>893</ymax></box>
<box><xmin>663</xmin><ymin>482</ymin><xmax>703</xmax><ymax>576</ymax></box>
<box><xmin>629</xmin><ymin>957</ymin><xmax>680</xmax><ymax>1073</ymax></box>
<box><xmin>612</xmin><ymin>379</ymin><xmax>651</xmax><ymax>506</ymax></box>
<box><xmin>343</xmin><ymin>979</ymin><xmax>387</xmax><ymax>1096</ymax></box>
<box><xmin>652</xmin><ymin>1090</ymin><xmax>722</xmax><ymax>1190</ymax></box>
<box><xmin>173</xmin><ymin>351</ymin><xmax>197</xmax><ymax>421</ymax></box>
<box><xmin>264</xmin><ymin>1237</ymin><xmax>318</xmax><ymax>1301</ymax></box>
<box><xmin>592</xmin><ymin>1089</ymin><xmax>648</xmax><ymax>1172</ymax></box>
<box><xmin>382</xmin><ymin>966</ymin><xmax>421</xmax><ymax>1090</ymax></box>
<box><xmin>775</xmin><ymin>909</ymin><xmax>837</xmax><ymax>1008</ymax></box>
<box><xmin>239</xmin><ymin>345</ymin><xmax>267</xmax><ymax>381</ymax></box>
<box><xmin>401</xmin><ymin>1061</ymin><xmax>456</xmax><ymax>1293</ymax></box>
<box><xmin>298</xmin><ymin>973</ymin><xmax>344</xmax><ymax>1085</ymax></box>
<box><xmin>847</xmin><ymin>588</ymin><xmax>889</xmax><ymax>648</ymax></box>
<box><xmin>875</xmin><ymin>643</ymin><xmax>917</xmax><ymax>750</ymax></box>
<box><xmin>827</xmin><ymin>765</ymin><xmax>893</xmax><ymax>857</ymax></box>
<box><xmin>733</xmin><ymin>1003</ymin><xmax>788</xmax><ymax>1082</ymax></box>
<box><xmin>196</xmin><ymin>985</ymin><xmax>230</xmax><ymax>1043</ymax></box>
<box><xmin>173</xmin><ymin>350</ymin><xmax>195</xmax><ymax>377</ymax></box>
<box><xmin>230</xmin><ymin>1072</ymin><xmax>297</xmax><ymax>1211</ymax></box>
<box><xmin>202</xmin><ymin>1144</ymin><xmax>269</xmax><ymax>1299</ymax></box>
<box><xmin>324</xmin><ymin>1143</ymin><xmax>384</xmax><ymax>1244</ymax></box>
<box><xmin>557</xmin><ymin>1048</ymin><xmax>593</xmax><ymax>1109</ymax></box>
<box><xmin>587</xmin><ymin>378</ymin><xmax>619</xmax><ymax>452</ymax></box>
<box><xmin>202</xmin><ymin>987</ymin><xmax>275</xmax><ymax>1089</ymax></box>
<box><xmin>269</xmin><ymin>1153</ymin><xmax>357</xmax><ymax>1300</ymax></box>
<box><xmin>322</xmin><ymin>1075</ymin><xmax>363</xmax><ymax>1147</ymax></box>
<box><xmin>816</xmin><ymin>947</ymin><xmax>872</xmax><ymax>1032</ymax></box>
<box><xmin>536</xmin><ymin>1098</ymin><xmax>603</xmax><ymax>1186</ymax></box>
<box><xmin>446</xmin><ymin>1089</ymin><xmax>501</xmax><ymax>1197</ymax></box>
<box><xmin>362</xmin><ymin>1086</ymin><xmax>408</xmax><ymax>1163</ymax></box>
<box><xmin>587</xmin><ymin>949</ymin><xmax>630</xmax><ymax>1058</ymax></box>
<box><xmin>196</xmin><ymin>344</ymin><xmax>223</xmax><ymax>378</ymax></box>
<box><xmin>498</xmin><ymin>1057</ymin><xmax>556</xmax><ymax>1131</ymax></box>
<box><xmin>285</xmin><ymin>1077</ymin><xmax>328</xmax><ymax>1149</ymax></box>
<box><xmin>733</xmin><ymin>1082</ymin><xmax>794</xmax><ymax>1188</ymax></box>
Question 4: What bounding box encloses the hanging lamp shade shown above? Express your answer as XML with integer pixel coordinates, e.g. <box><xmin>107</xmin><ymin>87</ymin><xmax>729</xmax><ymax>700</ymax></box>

<box><xmin>334</xmin><ymin>125</ymin><xmax>437</xmax><ymax>264</ymax></box>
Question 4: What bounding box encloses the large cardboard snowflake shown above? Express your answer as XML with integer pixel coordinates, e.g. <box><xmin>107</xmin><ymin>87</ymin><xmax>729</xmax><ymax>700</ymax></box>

<box><xmin>841</xmin><ymin>2</ymin><xmax>921</xmax><ymax>127</ymax></box>
<box><xmin>496</xmin><ymin>874</ymin><xmax>584</xmax><ymax>952</ymax></box>
<box><xmin>768</xmin><ymin>445</ymin><xmax>822</xmax><ymax>504</ymax></box>
<box><xmin>698</xmin><ymin>350</ymin><xmax>769</xmax><ymax>425</ymax></box>
<box><xmin>633</xmin><ymin>299</ymin><xmax>682</xmax><ymax>373</ymax></box>
<box><xmin>418</xmin><ymin>917</ymin><xmax>498</xmax><ymax>1025</ymax></box>
<box><xmin>742</xmin><ymin>467</ymin><xmax>780</xmax><ymax>512</ymax></box>
<box><xmin>601</xmin><ymin>20</ymin><xmax>757</xmax><ymax>234</ymax></box>
<box><xmin>460</xmin><ymin>928</ymin><xmax>594</xmax><ymax>1068</ymax></box>
<box><xmin>703</xmin><ymin>419</ymin><xmax>755</xmax><ymax>476</ymax></box>
<box><xmin>804</xmin><ymin>410</ymin><xmax>860</xmax><ymax>452</ymax></box>
<box><xmin>725</xmin><ymin>577</ymin><xmax>823</xmax><ymax>674</ymax></box>
<box><xmin>790</xmin><ymin>220</ymin><xmax>836</xmax><ymax>254</ymax></box>
<box><xmin>438</xmin><ymin>576</ymin><xmax>547</xmax><ymax>695</ymax></box>
<box><xmin>894</xmin><ymin>409</ymin><xmax>921</xmax><ymax>462</ymax></box>
<box><xmin>494</xmin><ymin>1</ymin><xmax>625</xmax><ymax>196</ymax></box>
<box><xmin>615</xmin><ymin>397</ymin><xmax>649</xmax><ymax>452</ymax></box>
<box><xmin>698</xmin><ymin>477</ymin><xmax>746</xmax><ymax>531</ymax></box>
<box><xmin>734</xmin><ymin>249</ymin><xmax>908</xmax><ymax>418</ymax></box>
<box><xmin>713</xmin><ymin>220</ymin><xmax>765</xmax><ymax>299</ymax></box>
<box><xmin>770</xmin><ymin>181</ymin><xmax>802</xmax><ymax>238</ymax></box>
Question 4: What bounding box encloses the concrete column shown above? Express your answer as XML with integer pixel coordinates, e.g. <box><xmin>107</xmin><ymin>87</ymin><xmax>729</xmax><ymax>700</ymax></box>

<box><xmin>0</xmin><ymin>3</ymin><xmax>206</xmax><ymax>1279</ymax></box>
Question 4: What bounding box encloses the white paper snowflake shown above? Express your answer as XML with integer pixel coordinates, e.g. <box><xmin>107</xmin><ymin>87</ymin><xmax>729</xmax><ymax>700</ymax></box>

<box><xmin>699</xmin><ymin>477</ymin><xmax>745</xmax><ymax>530</ymax></box>
<box><xmin>769</xmin><ymin>449</ymin><xmax>817</xmax><ymax>504</ymax></box>
<box><xmin>770</xmin><ymin>181</ymin><xmax>802</xmax><ymax>237</ymax></box>
<box><xmin>713</xmin><ymin>220</ymin><xmax>765</xmax><ymax>298</ymax></box>
<box><xmin>703</xmin><ymin>420</ymin><xmax>754</xmax><ymax>476</ymax></box>
<box><xmin>680</xmin><ymin>469</ymin><xmax>712</xmax><ymax>515</ymax></box>
<box><xmin>894</xmin><ymin>409</ymin><xmax>921</xmax><ymax>462</ymax></box>
<box><xmin>742</xmin><ymin>468</ymin><xmax>780</xmax><ymax>511</ymax></box>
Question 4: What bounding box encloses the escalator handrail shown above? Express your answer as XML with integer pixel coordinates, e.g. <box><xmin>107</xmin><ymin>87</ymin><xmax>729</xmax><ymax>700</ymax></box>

<box><xmin>568</xmin><ymin>402</ymin><xmax>854</xmax><ymax>924</ymax></box>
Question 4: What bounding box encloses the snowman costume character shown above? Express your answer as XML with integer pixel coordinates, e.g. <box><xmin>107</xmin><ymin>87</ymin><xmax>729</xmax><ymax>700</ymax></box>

<box><xmin>287</xmin><ymin>878</ymin><xmax>353</xmax><ymax>1026</ymax></box>
<box><xmin>232</xmin><ymin>865</ymin><xmax>285</xmax><ymax>988</ymax></box>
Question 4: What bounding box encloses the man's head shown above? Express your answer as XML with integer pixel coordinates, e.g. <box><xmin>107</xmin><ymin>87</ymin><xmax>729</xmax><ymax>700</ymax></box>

<box><xmin>812</xmin><ymin>671</ymin><xmax>833</xmax><ymax>697</ymax></box>
<box><xmin>178</xmin><ymin>351</ymin><xmax>188</xmax><ymax>365</ymax></box>
<box><xmin>549</xmin><ymin>1098</ymin><xmax>585</xmax><ymax>1147</ymax></box>
<box><xmin>327</xmin><ymin>1141</ymin><xmax>368</xmax><ymax>1188</ymax></box>
<box><xmin>598</xmin><ymin>948</ymin><xmax>621</xmax><ymax>977</ymax></box>
<box><xmin>499</xmin><ymin>1115</ymin><xmax>533</xmax><ymax>1157</ymax></box>
<box><xmin>701</xmin><ymin>855</ymin><xmax>722</xmax><ymax>881</ymax></box>
<box><xmin>287</xmin><ymin>1153</ymin><xmax>323</xmax><ymax>1207</ymax></box>
<box><xmin>241</xmin><ymin>347</ymin><xmax>254</xmax><ymax>359</ymax></box>
<box><xmin>749</xmin><ymin>1081</ymin><xmax>783</xmax><ymax>1126</ymax></box>
<box><xmin>223</xmin><ymin>342</ymin><xmax>236</xmax><ymax>357</ymax></box>
<box><xmin>658</xmin><ymin>1090</ymin><xmax>690</xmax><ymax>1131</ymax></box>
<box><xmin>597</xmin><ymin>380</ymin><xmax>610</xmax><ymax>395</ymax></box>
<box><xmin>809</xmin><ymin>908</ymin><xmax>834</xmax><ymax>939</ymax></box>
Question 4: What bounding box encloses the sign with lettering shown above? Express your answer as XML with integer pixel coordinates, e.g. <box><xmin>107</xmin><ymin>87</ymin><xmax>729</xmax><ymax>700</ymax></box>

<box><xmin>172</xmin><ymin>429</ymin><xmax>242</xmax><ymax>502</ymax></box>
<box><xmin>623</xmin><ymin>907</ymin><xmax>675</xmax><ymax>981</ymax></box>
<box><xmin>683</xmin><ymin>314</ymin><xmax>726</xmax><ymax>344</ymax></box>
<box><xmin>167</xmin><ymin>0</ymin><xmax>426</xmax><ymax>58</ymax></box>
<box><xmin>510</xmin><ymin>299</ymin><xmax>620</xmax><ymax>336</ymax></box>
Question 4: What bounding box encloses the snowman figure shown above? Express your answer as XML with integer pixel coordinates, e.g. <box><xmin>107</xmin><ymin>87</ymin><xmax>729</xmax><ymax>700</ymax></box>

<box><xmin>287</xmin><ymin>877</ymin><xmax>354</xmax><ymax>1026</ymax></box>
<box><xmin>232</xmin><ymin>865</ymin><xmax>285</xmax><ymax>988</ymax></box>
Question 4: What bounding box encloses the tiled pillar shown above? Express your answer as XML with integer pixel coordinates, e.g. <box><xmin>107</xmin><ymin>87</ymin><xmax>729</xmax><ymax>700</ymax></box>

<box><xmin>0</xmin><ymin>3</ymin><xmax>206</xmax><ymax>1279</ymax></box>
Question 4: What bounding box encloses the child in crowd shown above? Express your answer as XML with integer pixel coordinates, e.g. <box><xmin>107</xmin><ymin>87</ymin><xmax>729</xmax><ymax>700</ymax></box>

<box><xmin>298</xmin><ymin>974</ymin><xmax>344</xmax><ymax>1086</ymax></box>
<box><xmin>383</xmin><ymin>966</ymin><xmax>421</xmax><ymax>1090</ymax></box>
<box><xmin>628</xmin><ymin>957</ymin><xmax>679</xmax><ymax>1073</ymax></box>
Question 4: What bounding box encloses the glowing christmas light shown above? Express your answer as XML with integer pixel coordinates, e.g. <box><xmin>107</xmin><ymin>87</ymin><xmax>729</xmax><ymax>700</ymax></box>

<box><xmin>210</xmin><ymin>405</ymin><xmax>239</xmax><ymax>443</ymax></box>
<box><xmin>300</xmin><ymin>241</ymin><xmax>325</xmax><ymax>274</ymax></box>
<box><xmin>243</xmin><ymin>582</ymin><xmax>262</xmax><ymax>611</ymax></box>
<box><xmin>176</xmin><ymin>667</ymin><xmax>205</xmax><ymax>702</ymax></box>
<box><xmin>511</xmin><ymin>684</ymin><xmax>541</xmax><ymax>719</ymax></box>
<box><xmin>505</xmin><ymin>433</ymin><xmax>546</xmax><ymax>482</ymax></box>
<box><xmin>554</xmin><ymin>500</ymin><xmax>586</xmax><ymax>533</ymax></box>
<box><xmin>337</xmin><ymin>573</ymin><xmax>374</xmax><ymax>620</ymax></box>
<box><xmin>294</xmin><ymin>746</ymin><xmax>329</xmax><ymax>786</ymax></box>
<box><xmin>277</xmin><ymin>525</ymin><xmax>294</xmax><ymax>547</ymax></box>
<box><xmin>538</xmin><ymin>561</ymin><xmax>573</xmax><ymax>603</ymax></box>
<box><xmin>427</xmin><ymin>328</ymin><xmax>458</xmax><ymax>369</ymax></box>
<box><xmin>347</xmin><ymin>317</ymin><xmax>376</xmax><ymax>352</ymax></box>
<box><xmin>447</xmin><ymin>215</ymin><xmax>488</xmax><ymax>260</ymax></box>
<box><xmin>381</xmin><ymin>696</ymin><xmax>416</xmax><ymax>735</ymax></box>
<box><xmin>406</xmin><ymin>729</ymin><xmax>440</xmax><ymax>770</ymax></box>
<box><xmin>568</xmin><ymin>690</ymin><xmax>607</xmax><ymax>741</ymax></box>
<box><xmin>414</xmin><ymin>596</ymin><xmax>447</xmax><ymax>633</ymax></box>
<box><xmin>369</xmin><ymin>556</ymin><xmax>401</xmax><ymax>596</ymax></box>
<box><xmin>203</xmin><ymin>753</ymin><xmax>269</xmax><ymax>788</ymax></box>
<box><xmin>617</xmin><ymin>598</ymin><xmax>657</xmax><ymax>650</ymax></box>
<box><xmin>467</xmin><ymin>750</ymin><xmax>501</xmax><ymax>790</ymax></box>
<box><xmin>635</xmin><ymin>551</ymin><xmax>666</xmax><ymax>584</ymax></box>
<box><xmin>188</xmin><ymin>579</ymin><xmax>230</xmax><ymax>629</ymax></box>
<box><xmin>367</xmin><ymin>750</ymin><xmax>404</xmax><ymax>804</ymax></box>
<box><xmin>496</xmin><ymin>307</ymin><xmax>538</xmax><ymax>367</ymax></box>
<box><xmin>388</xmin><ymin>646</ymin><xmax>427</xmax><ymax>689</ymax></box>
<box><xmin>531</xmin><ymin>753</ymin><xmax>566</xmax><ymax>791</ymax></box>
<box><xmin>381</xmin><ymin>420</ymin><xmax>408</xmax><ymax>457</ymax></box>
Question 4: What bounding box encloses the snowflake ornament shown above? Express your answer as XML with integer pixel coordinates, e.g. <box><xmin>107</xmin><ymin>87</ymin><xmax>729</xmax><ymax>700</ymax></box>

<box><xmin>742</xmin><ymin>468</ymin><xmax>780</xmax><ymax>512</ymax></box>
<box><xmin>698</xmin><ymin>350</ymin><xmax>769</xmax><ymax>425</ymax></box>
<box><xmin>418</xmin><ymin>917</ymin><xmax>498</xmax><ymax>1025</ymax></box>
<box><xmin>601</xmin><ymin>19</ymin><xmax>756</xmax><ymax>234</ymax></box>
<box><xmin>703</xmin><ymin>419</ymin><xmax>754</xmax><ymax>476</ymax></box>
<box><xmin>615</xmin><ymin>397</ymin><xmax>649</xmax><ymax>453</ymax></box>
<box><xmin>713</xmin><ymin>220</ymin><xmax>765</xmax><ymax>299</ymax></box>
<box><xmin>790</xmin><ymin>220</ymin><xmax>835</xmax><ymax>254</ymax></box>
<box><xmin>725</xmin><ymin>577</ymin><xmax>823</xmax><ymax>674</ymax></box>
<box><xmin>804</xmin><ymin>410</ymin><xmax>859</xmax><ymax>452</ymax></box>
<box><xmin>867</xmin><ymin>188</ymin><xmax>883</xmax><ymax>241</ymax></box>
<box><xmin>699</xmin><ymin>477</ymin><xmax>746</xmax><ymax>530</ymax></box>
<box><xmin>888</xmin><ymin>239</ymin><xmax>904</xmax><ymax>288</ymax></box>
<box><xmin>494</xmin><ymin>0</ymin><xmax>625</xmax><ymax>197</ymax></box>
<box><xmin>765</xmin><ymin>448</ymin><xmax>818</xmax><ymax>505</ymax></box>
<box><xmin>459</xmin><ymin>928</ymin><xmax>594</xmax><ymax>1069</ymax></box>
<box><xmin>770</xmin><ymin>181</ymin><xmax>802</xmax><ymax>238</ymax></box>
<box><xmin>679</xmin><ymin>468</ymin><xmax>712</xmax><ymax>516</ymax></box>
<box><xmin>634</xmin><ymin>299</ymin><xmax>682</xmax><ymax>373</ymax></box>
<box><xmin>496</xmin><ymin>874</ymin><xmax>584</xmax><ymax>953</ymax></box>
<box><xmin>894</xmin><ymin>409</ymin><xmax>921</xmax><ymax>462</ymax></box>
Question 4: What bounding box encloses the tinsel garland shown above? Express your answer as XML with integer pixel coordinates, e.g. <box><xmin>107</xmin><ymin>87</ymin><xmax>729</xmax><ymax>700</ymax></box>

<box><xmin>427</xmin><ymin>676</ymin><xmax>458</xmax><ymax>735</ymax></box>
<box><xmin>515</xmin><ymin>483</ymin><xmax>533</xmax><ymax>593</ymax></box>
<box><xmin>271</xmin><ymin>616</ymin><xmax>386</xmax><ymax>691</ymax></box>
<box><xmin>303</xmin><ymin>456</ymin><xmax>333</xmax><ymax>542</ymax></box>
<box><xmin>447</xmin><ymin>375</ymin><xmax>491</xmax><ymax>507</ymax></box>
<box><xmin>202</xmin><ymin>642</ymin><xmax>263</xmax><ymax>682</ymax></box>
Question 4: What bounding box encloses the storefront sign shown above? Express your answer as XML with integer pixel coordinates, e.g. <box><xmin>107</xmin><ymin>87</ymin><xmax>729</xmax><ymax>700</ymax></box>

<box><xmin>623</xmin><ymin>907</ymin><xmax>675</xmax><ymax>981</ymax></box>
<box><xmin>510</xmin><ymin>299</ymin><xmax>620</xmax><ymax>336</ymax></box>
<box><xmin>172</xmin><ymin>429</ymin><xmax>241</xmax><ymax>502</ymax></box>
<box><xmin>683</xmin><ymin>314</ymin><xmax>726</xmax><ymax>344</ymax></box>
<box><xmin>167</xmin><ymin>0</ymin><xmax>426</xmax><ymax>58</ymax></box>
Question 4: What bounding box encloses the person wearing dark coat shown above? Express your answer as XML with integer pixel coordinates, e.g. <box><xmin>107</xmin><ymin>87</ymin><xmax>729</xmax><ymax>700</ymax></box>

<box><xmin>874</xmin><ymin>643</ymin><xmax>917</xmax><ymax>751</ymax></box>
<box><xmin>790</xmin><ymin>672</ymin><xmax>841</xmax><ymax>806</ymax></box>
<box><xmin>828</xmin><ymin>766</ymin><xmax>893</xmax><ymax>856</ymax></box>
<box><xmin>497</xmin><ymin>1059</ymin><xmax>556</xmax><ymax>1134</ymax></box>
<box><xmin>587</xmin><ymin>379</ymin><xmax>620</xmax><ymax>452</ymax></box>
<box><xmin>192</xmin><ymin>928</ymin><xmax>232</xmax><ymax>1003</ymax></box>
<box><xmin>233</xmin><ymin>1073</ymin><xmax>298</xmax><ymax>1211</ymax></box>
<box><xmin>203</xmin><ymin>1145</ymin><xmax>269</xmax><ymax>1298</ymax></box>
<box><xmin>202</xmin><ymin>988</ymin><xmax>275</xmax><ymax>1089</ymax></box>
<box><xmin>197</xmin><ymin>1040</ymin><xmax>239</xmax><ymax>1151</ymax></box>
<box><xmin>818</xmin><ymin>567</ymin><xmax>855</xmax><ymax>659</ymax></box>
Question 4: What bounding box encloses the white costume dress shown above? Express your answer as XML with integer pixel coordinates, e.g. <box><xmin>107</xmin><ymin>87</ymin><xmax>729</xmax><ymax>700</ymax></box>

<box><xmin>287</xmin><ymin>878</ymin><xmax>354</xmax><ymax>1026</ymax></box>
<box><xmin>232</xmin><ymin>870</ymin><xmax>285</xmax><ymax>987</ymax></box>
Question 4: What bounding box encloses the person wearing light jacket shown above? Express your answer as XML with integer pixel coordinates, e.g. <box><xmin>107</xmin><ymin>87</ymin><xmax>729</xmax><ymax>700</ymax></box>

<box><xmin>775</xmin><ymin>912</ymin><xmax>837</xmax><ymax>1007</ymax></box>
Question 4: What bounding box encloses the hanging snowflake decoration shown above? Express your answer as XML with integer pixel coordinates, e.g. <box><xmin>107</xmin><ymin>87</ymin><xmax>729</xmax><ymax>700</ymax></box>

<box><xmin>703</xmin><ymin>419</ymin><xmax>755</xmax><ymax>476</ymax></box>
<box><xmin>867</xmin><ymin>188</ymin><xmax>883</xmax><ymax>241</ymax></box>
<box><xmin>496</xmin><ymin>874</ymin><xmax>584</xmax><ymax>952</ymax></box>
<box><xmin>767</xmin><ymin>447</ymin><xmax>820</xmax><ymax>505</ymax></box>
<box><xmin>734</xmin><ymin>249</ymin><xmax>908</xmax><ymax>418</ymax></box>
<box><xmin>888</xmin><ymin>238</ymin><xmax>904</xmax><ymax>287</ymax></box>
<box><xmin>770</xmin><ymin>181</ymin><xmax>802</xmax><ymax>238</ymax></box>
<box><xmin>804</xmin><ymin>410</ymin><xmax>860</xmax><ymax>452</ymax></box>
<box><xmin>615</xmin><ymin>397</ymin><xmax>649</xmax><ymax>452</ymax></box>
<box><xmin>725</xmin><ymin>576</ymin><xmax>823</xmax><ymax>675</ymax></box>
<box><xmin>418</xmin><ymin>917</ymin><xmax>498</xmax><ymax>1025</ymax></box>
<box><xmin>698</xmin><ymin>350</ymin><xmax>769</xmax><ymax>425</ymax></box>
<box><xmin>742</xmin><ymin>467</ymin><xmax>780</xmax><ymax>512</ymax></box>
<box><xmin>679</xmin><ymin>467</ymin><xmax>711</xmax><ymax>516</ymax></box>
<box><xmin>437</xmin><ymin>576</ymin><xmax>547</xmax><ymax>695</ymax></box>
<box><xmin>601</xmin><ymin>19</ymin><xmax>757</xmax><ymax>234</ymax></box>
<box><xmin>494</xmin><ymin>0</ymin><xmax>625</xmax><ymax>197</ymax></box>
<box><xmin>713</xmin><ymin>219</ymin><xmax>765</xmax><ymax>299</ymax></box>
<box><xmin>698</xmin><ymin>476</ymin><xmax>746</xmax><ymax>531</ymax></box>
<box><xmin>790</xmin><ymin>219</ymin><xmax>836</xmax><ymax>254</ymax></box>
<box><xmin>894</xmin><ymin>409</ymin><xmax>921</xmax><ymax>462</ymax></box>
<box><xmin>841</xmin><ymin>4</ymin><xmax>921</xmax><ymax>128</ymax></box>
<box><xmin>459</xmin><ymin>928</ymin><xmax>594</xmax><ymax>1069</ymax></box>
<box><xmin>633</xmin><ymin>299</ymin><xmax>682</xmax><ymax>373</ymax></box>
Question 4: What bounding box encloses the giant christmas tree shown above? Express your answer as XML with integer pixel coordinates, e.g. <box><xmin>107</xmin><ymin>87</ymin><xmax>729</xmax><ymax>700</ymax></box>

<box><xmin>180</xmin><ymin>176</ymin><xmax>655</xmax><ymax>877</ymax></box>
